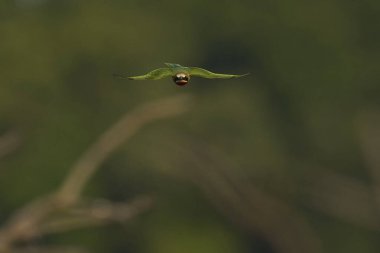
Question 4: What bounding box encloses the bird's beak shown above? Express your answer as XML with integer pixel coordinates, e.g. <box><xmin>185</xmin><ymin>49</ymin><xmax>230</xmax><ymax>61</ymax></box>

<box><xmin>175</xmin><ymin>80</ymin><xmax>188</xmax><ymax>86</ymax></box>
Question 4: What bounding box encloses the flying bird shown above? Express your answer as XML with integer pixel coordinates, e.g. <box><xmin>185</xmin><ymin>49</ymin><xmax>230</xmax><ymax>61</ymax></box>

<box><xmin>115</xmin><ymin>63</ymin><xmax>248</xmax><ymax>86</ymax></box>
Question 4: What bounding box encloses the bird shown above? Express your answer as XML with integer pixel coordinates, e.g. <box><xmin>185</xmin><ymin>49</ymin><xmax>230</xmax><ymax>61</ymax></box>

<box><xmin>114</xmin><ymin>63</ymin><xmax>248</xmax><ymax>86</ymax></box>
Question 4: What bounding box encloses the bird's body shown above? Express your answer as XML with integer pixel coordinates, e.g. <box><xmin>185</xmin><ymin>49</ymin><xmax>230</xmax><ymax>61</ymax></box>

<box><xmin>117</xmin><ymin>63</ymin><xmax>248</xmax><ymax>86</ymax></box>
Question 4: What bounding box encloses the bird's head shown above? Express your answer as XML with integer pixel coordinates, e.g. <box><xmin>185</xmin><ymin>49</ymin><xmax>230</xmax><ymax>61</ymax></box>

<box><xmin>173</xmin><ymin>73</ymin><xmax>189</xmax><ymax>86</ymax></box>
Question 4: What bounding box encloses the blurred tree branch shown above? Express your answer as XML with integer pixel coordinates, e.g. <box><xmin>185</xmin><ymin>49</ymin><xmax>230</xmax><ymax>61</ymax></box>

<box><xmin>303</xmin><ymin>110</ymin><xmax>380</xmax><ymax>230</ymax></box>
<box><xmin>39</xmin><ymin>196</ymin><xmax>153</xmax><ymax>236</ymax></box>
<box><xmin>175</xmin><ymin>140</ymin><xmax>322</xmax><ymax>253</ymax></box>
<box><xmin>304</xmin><ymin>169</ymin><xmax>380</xmax><ymax>229</ymax></box>
<box><xmin>56</xmin><ymin>94</ymin><xmax>191</xmax><ymax>204</ymax></box>
<box><xmin>357</xmin><ymin>111</ymin><xmax>380</xmax><ymax>213</ymax></box>
<box><xmin>0</xmin><ymin>94</ymin><xmax>192</xmax><ymax>252</ymax></box>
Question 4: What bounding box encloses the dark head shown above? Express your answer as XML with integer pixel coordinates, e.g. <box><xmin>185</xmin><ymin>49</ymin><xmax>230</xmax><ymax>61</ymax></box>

<box><xmin>172</xmin><ymin>73</ymin><xmax>189</xmax><ymax>86</ymax></box>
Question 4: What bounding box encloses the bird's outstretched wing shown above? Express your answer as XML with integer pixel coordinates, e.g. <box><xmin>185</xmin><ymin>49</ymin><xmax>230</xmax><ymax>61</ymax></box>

<box><xmin>164</xmin><ymin>63</ymin><xmax>184</xmax><ymax>69</ymax></box>
<box><xmin>126</xmin><ymin>68</ymin><xmax>173</xmax><ymax>80</ymax></box>
<box><xmin>188</xmin><ymin>67</ymin><xmax>248</xmax><ymax>79</ymax></box>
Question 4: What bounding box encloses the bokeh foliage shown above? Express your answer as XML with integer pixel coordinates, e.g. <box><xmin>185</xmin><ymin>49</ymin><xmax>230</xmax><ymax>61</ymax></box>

<box><xmin>0</xmin><ymin>0</ymin><xmax>379</xmax><ymax>252</ymax></box>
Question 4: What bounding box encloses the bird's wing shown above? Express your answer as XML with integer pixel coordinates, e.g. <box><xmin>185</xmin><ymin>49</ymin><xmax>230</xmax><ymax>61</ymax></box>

<box><xmin>127</xmin><ymin>68</ymin><xmax>173</xmax><ymax>80</ymax></box>
<box><xmin>164</xmin><ymin>63</ymin><xmax>184</xmax><ymax>68</ymax></box>
<box><xmin>188</xmin><ymin>67</ymin><xmax>248</xmax><ymax>79</ymax></box>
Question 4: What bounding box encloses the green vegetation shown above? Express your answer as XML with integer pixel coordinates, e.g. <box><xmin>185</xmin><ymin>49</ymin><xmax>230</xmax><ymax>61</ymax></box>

<box><xmin>0</xmin><ymin>1</ymin><xmax>379</xmax><ymax>252</ymax></box>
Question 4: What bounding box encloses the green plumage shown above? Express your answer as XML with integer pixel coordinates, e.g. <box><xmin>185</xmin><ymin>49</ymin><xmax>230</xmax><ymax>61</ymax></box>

<box><xmin>188</xmin><ymin>67</ymin><xmax>248</xmax><ymax>79</ymax></box>
<box><xmin>118</xmin><ymin>63</ymin><xmax>248</xmax><ymax>83</ymax></box>
<box><xmin>128</xmin><ymin>68</ymin><xmax>173</xmax><ymax>80</ymax></box>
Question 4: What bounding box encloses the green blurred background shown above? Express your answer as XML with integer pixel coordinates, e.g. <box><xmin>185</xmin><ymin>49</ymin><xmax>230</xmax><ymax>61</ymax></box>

<box><xmin>1</xmin><ymin>0</ymin><xmax>379</xmax><ymax>252</ymax></box>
